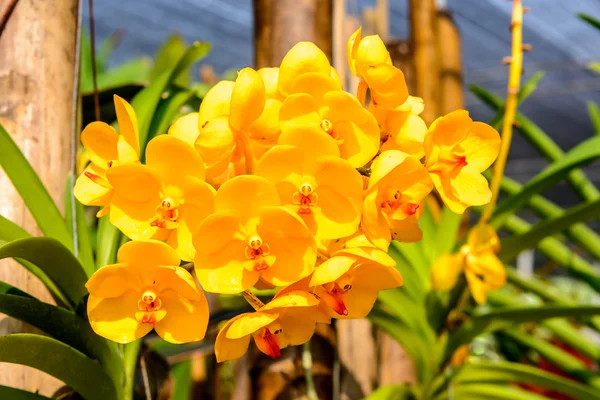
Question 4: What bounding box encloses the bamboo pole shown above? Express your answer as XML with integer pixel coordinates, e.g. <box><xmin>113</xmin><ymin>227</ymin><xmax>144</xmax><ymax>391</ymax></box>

<box><xmin>409</xmin><ymin>0</ymin><xmax>439</xmax><ymax>124</ymax></box>
<box><xmin>437</xmin><ymin>9</ymin><xmax>464</xmax><ymax>114</ymax></box>
<box><xmin>254</xmin><ymin>0</ymin><xmax>333</xmax><ymax>68</ymax></box>
<box><xmin>0</xmin><ymin>0</ymin><xmax>77</xmax><ymax>395</ymax></box>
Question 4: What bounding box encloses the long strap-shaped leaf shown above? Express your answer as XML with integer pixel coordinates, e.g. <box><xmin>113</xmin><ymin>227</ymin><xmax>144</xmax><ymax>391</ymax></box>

<box><xmin>0</xmin><ymin>124</ymin><xmax>72</xmax><ymax>249</ymax></box>
<box><xmin>433</xmin><ymin>383</ymin><xmax>557</xmax><ymax>400</ymax></box>
<box><xmin>0</xmin><ymin>237</ymin><xmax>87</xmax><ymax>306</ymax></box>
<box><xmin>64</xmin><ymin>174</ymin><xmax>95</xmax><ymax>277</ymax></box>
<box><xmin>0</xmin><ymin>334</ymin><xmax>117</xmax><ymax>400</ymax></box>
<box><xmin>0</xmin><ymin>385</ymin><xmax>52</xmax><ymax>400</ymax></box>
<box><xmin>443</xmin><ymin>304</ymin><xmax>600</xmax><ymax>364</ymax></box>
<box><xmin>454</xmin><ymin>360</ymin><xmax>600</xmax><ymax>399</ymax></box>
<box><xmin>499</xmin><ymin>197</ymin><xmax>600</xmax><ymax>262</ymax></box>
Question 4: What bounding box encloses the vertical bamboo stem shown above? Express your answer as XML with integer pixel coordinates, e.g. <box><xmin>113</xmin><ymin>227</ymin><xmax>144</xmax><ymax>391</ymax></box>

<box><xmin>254</xmin><ymin>0</ymin><xmax>333</xmax><ymax>68</ymax></box>
<box><xmin>437</xmin><ymin>9</ymin><xmax>464</xmax><ymax>114</ymax></box>
<box><xmin>0</xmin><ymin>0</ymin><xmax>77</xmax><ymax>395</ymax></box>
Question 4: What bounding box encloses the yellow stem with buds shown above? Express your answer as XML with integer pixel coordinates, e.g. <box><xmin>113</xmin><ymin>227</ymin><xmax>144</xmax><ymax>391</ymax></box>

<box><xmin>241</xmin><ymin>290</ymin><xmax>265</xmax><ymax>311</ymax></box>
<box><xmin>480</xmin><ymin>0</ymin><xmax>524</xmax><ymax>225</ymax></box>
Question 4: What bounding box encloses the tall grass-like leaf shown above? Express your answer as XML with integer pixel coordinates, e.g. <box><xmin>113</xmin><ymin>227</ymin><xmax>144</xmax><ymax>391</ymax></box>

<box><xmin>433</xmin><ymin>383</ymin><xmax>550</xmax><ymax>400</ymax></box>
<box><xmin>499</xmin><ymin>198</ymin><xmax>600</xmax><ymax>262</ymax></box>
<box><xmin>434</xmin><ymin>207</ymin><xmax>462</xmax><ymax>259</ymax></box>
<box><xmin>0</xmin><ymin>386</ymin><xmax>51</xmax><ymax>400</ymax></box>
<box><xmin>454</xmin><ymin>360</ymin><xmax>600</xmax><ymax>399</ymax></box>
<box><xmin>364</xmin><ymin>384</ymin><xmax>414</xmax><ymax>400</ymax></box>
<box><xmin>0</xmin><ymin>334</ymin><xmax>117</xmax><ymax>400</ymax></box>
<box><xmin>95</xmin><ymin>215</ymin><xmax>121</xmax><ymax>268</ymax></box>
<box><xmin>150</xmin><ymin>34</ymin><xmax>189</xmax><ymax>87</ymax></box>
<box><xmin>171</xmin><ymin>360</ymin><xmax>193</xmax><ymax>400</ymax></box>
<box><xmin>488</xmin><ymin>71</ymin><xmax>546</xmax><ymax>128</ymax></box>
<box><xmin>147</xmin><ymin>88</ymin><xmax>196</xmax><ymax>141</ymax></box>
<box><xmin>0</xmin><ymin>215</ymin><xmax>30</xmax><ymax>241</ymax></box>
<box><xmin>579</xmin><ymin>13</ymin><xmax>600</xmax><ymax>31</ymax></box>
<box><xmin>0</xmin><ymin>238</ymin><xmax>87</xmax><ymax>306</ymax></box>
<box><xmin>0</xmin><ymin>124</ymin><xmax>71</xmax><ymax>249</ymax></box>
<box><xmin>588</xmin><ymin>102</ymin><xmax>600</xmax><ymax>135</ymax></box>
<box><xmin>64</xmin><ymin>175</ymin><xmax>95</xmax><ymax>277</ymax></box>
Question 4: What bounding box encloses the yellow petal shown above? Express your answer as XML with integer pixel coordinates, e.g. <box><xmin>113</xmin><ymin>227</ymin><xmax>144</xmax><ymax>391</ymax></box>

<box><xmin>87</xmin><ymin>292</ymin><xmax>152</xmax><ymax>344</ymax></box>
<box><xmin>195</xmin><ymin>116</ymin><xmax>236</xmax><ymax>178</ymax></box>
<box><xmin>350</xmin><ymin>262</ymin><xmax>403</xmax><ymax>290</ymax></box>
<box><xmin>168</xmin><ymin>112</ymin><xmax>200</xmax><ymax>146</ymax></box>
<box><xmin>146</xmin><ymin>135</ymin><xmax>205</xmax><ymax>190</ymax></box>
<box><xmin>309</xmin><ymin>255</ymin><xmax>355</xmax><ymax>287</ymax></box>
<box><xmin>364</xmin><ymin>64</ymin><xmax>409</xmax><ymax>109</ymax></box>
<box><xmin>195</xmin><ymin>261</ymin><xmax>259</xmax><ymax>294</ymax></box>
<box><xmin>118</xmin><ymin>240</ymin><xmax>180</xmax><ymax>267</ymax></box>
<box><xmin>215</xmin><ymin>314</ymin><xmax>253</xmax><ymax>362</ymax></box>
<box><xmin>258</xmin><ymin>206</ymin><xmax>316</xmax><ymax>287</ymax></box>
<box><xmin>248</xmin><ymin>98</ymin><xmax>282</xmax><ymax>146</ymax></box>
<box><xmin>461</xmin><ymin>121</ymin><xmax>501</xmax><ymax>172</ymax></box>
<box><xmin>279</xmin><ymin>93</ymin><xmax>321</xmax><ymax>131</ymax></box>
<box><xmin>226</xmin><ymin>311</ymin><xmax>279</xmax><ymax>339</ymax></box>
<box><xmin>429</xmin><ymin>171</ymin><xmax>466</xmax><ymax>214</ymax></box>
<box><xmin>279</xmin><ymin>309</ymin><xmax>318</xmax><ymax>345</ymax></box>
<box><xmin>85</xmin><ymin>263</ymin><xmax>138</xmax><ymax>298</ymax></box>
<box><xmin>466</xmin><ymin>251</ymin><xmax>506</xmax><ymax>290</ymax></box>
<box><xmin>117</xmin><ymin>135</ymin><xmax>139</xmax><ymax>165</ymax></box>
<box><xmin>346</xmin><ymin>27</ymin><xmax>362</xmax><ymax>75</ymax></box>
<box><xmin>355</xmin><ymin>34</ymin><xmax>391</xmax><ymax>76</ymax></box>
<box><xmin>431</xmin><ymin>253</ymin><xmax>465</xmax><ymax>292</ymax></box>
<box><xmin>81</xmin><ymin>121</ymin><xmax>119</xmax><ymax>167</ymax></box>
<box><xmin>264</xmin><ymin>290</ymin><xmax>320</xmax><ymax>311</ymax></box>
<box><xmin>451</xmin><ymin>168</ymin><xmax>492</xmax><ymax>208</ymax></box>
<box><xmin>255</xmin><ymin>145</ymin><xmax>304</xmax><ymax>189</ymax></box>
<box><xmin>390</xmin><ymin>214</ymin><xmax>423</xmax><ymax>243</ymax></box>
<box><xmin>278</xmin><ymin>125</ymin><xmax>340</xmax><ymax>158</ymax></box>
<box><xmin>288</xmin><ymin>72</ymin><xmax>341</xmax><ymax>103</ymax></box>
<box><xmin>278</xmin><ymin>42</ymin><xmax>331</xmax><ymax>96</ymax></box>
<box><xmin>215</xmin><ymin>176</ymin><xmax>281</xmax><ymax>222</ymax></box>
<box><xmin>74</xmin><ymin>164</ymin><xmax>113</xmax><ymax>206</ymax></box>
<box><xmin>258</xmin><ymin>67</ymin><xmax>281</xmax><ymax>99</ymax></box>
<box><xmin>424</xmin><ymin>110</ymin><xmax>471</xmax><ymax>158</ymax></box>
<box><xmin>337</xmin><ymin>287</ymin><xmax>379</xmax><ymax>319</ymax></box>
<box><xmin>154</xmin><ymin>290</ymin><xmax>209</xmax><ymax>343</ymax></box>
<box><xmin>113</xmin><ymin>95</ymin><xmax>140</xmax><ymax>157</ymax></box>
<box><xmin>230</xmin><ymin>67</ymin><xmax>266</xmax><ymax>132</ymax></box>
<box><xmin>465</xmin><ymin>270</ymin><xmax>488</xmax><ymax>305</ymax></box>
<box><xmin>198</xmin><ymin>80</ymin><xmax>234</xmax><ymax>126</ymax></box>
<box><xmin>361</xmin><ymin>189</ymin><xmax>392</xmax><ymax>250</ymax></box>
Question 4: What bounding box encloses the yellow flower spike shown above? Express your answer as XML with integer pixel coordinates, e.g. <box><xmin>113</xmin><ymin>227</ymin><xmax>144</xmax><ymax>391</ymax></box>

<box><xmin>215</xmin><ymin>290</ymin><xmax>324</xmax><ymax>362</ymax></box>
<box><xmin>278</xmin><ymin>41</ymin><xmax>332</xmax><ymax>97</ymax></box>
<box><xmin>280</xmin><ymin>86</ymin><xmax>380</xmax><ymax>168</ymax></box>
<box><xmin>256</xmin><ymin>128</ymin><xmax>363</xmax><ymax>240</ymax></box>
<box><xmin>193</xmin><ymin>176</ymin><xmax>317</xmax><ymax>294</ymax></box>
<box><xmin>369</xmin><ymin>103</ymin><xmax>427</xmax><ymax>159</ymax></box>
<box><xmin>74</xmin><ymin>95</ymin><xmax>141</xmax><ymax>213</ymax></box>
<box><xmin>424</xmin><ymin>110</ymin><xmax>501</xmax><ymax>214</ymax></box>
<box><xmin>107</xmin><ymin>136</ymin><xmax>215</xmax><ymax>261</ymax></box>
<box><xmin>362</xmin><ymin>150</ymin><xmax>433</xmax><ymax>250</ymax></box>
<box><xmin>430</xmin><ymin>253</ymin><xmax>465</xmax><ymax>292</ymax></box>
<box><xmin>346</xmin><ymin>27</ymin><xmax>409</xmax><ymax>109</ymax></box>
<box><xmin>86</xmin><ymin>241</ymin><xmax>209</xmax><ymax>344</ymax></box>
<box><xmin>168</xmin><ymin>112</ymin><xmax>200</xmax><ymax>146</ymax></box>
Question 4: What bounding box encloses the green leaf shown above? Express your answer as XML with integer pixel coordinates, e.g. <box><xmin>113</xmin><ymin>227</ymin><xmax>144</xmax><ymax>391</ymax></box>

<box><xmin>434</xmin><ymin>383</ymin><xmax>553</xmax><ymax>400</ymax></box>
<box><xmin>171</xmin><ymin>360</ymin><xmax>192</xmax><ymax>400</ymax></box>
<box><xmin>0</xmin><ymin>386</ymin><xmax>51</xmax><ymax>400</ymax></box>
<box><xmin>444</xmin><ymin>304</ymin><xmax>600</xmax><ymax>364</ymax></box>
<box><xmin>364</xmin><ymin>384</ymin><xmax>414</xmax><ymax>400</ymax></box>
<box><xmin>589</xmin><ymin>102</ymin><xmax>600</xmax><ymax>135</ymax></box>
<box><xmin>133</xmin><ymin>42</ymin><xmax>211</xmax><ymax>150</ymax></box>
<box><xmin>96</xmin><ymin>57</ymin><xmax>152</xmax><ymax>90</ymax></box>
<box><xmin>502</xmin><ymin>329</ymin><xmax>600</xmax><ymax>388</ymax></box>
<box><xmin>64</xmin><ymin>175</ymin><xmax>95</xmax><ymax>277</ymax></box>
<box><xmin>590</xmin><ymin>62</ymin><xmax>600</xmax><ymax>74</ymax></box>
<box><xmin>0</xmin><ymin>237</ymin><xmax>87</xmax><ymax>306</ymax></box>
<box><xmin>434</xmin><ymin>207</ymin><xmax>462</xmax><ymax>258</ymax></box>
<box><xmin>454</xmin><ymin>360</ymin><xmax>600</xmax><ymax>399</ymax></box>
<box><xmin>579</xmin><ymin>13</ymin><xmax>600</xmax><ymax>31</ymax></box>
<box><xmin>0</xmin><ymin>124</ymin><xmax>72</xmax><ymax>249</ymax></box>
<box><xmin>150</xmin><ymin>34</ymin><xmax>189</xmax><ymax>86</ymax></box>
<box><xmin>499</xmin><ymin>198</ymin><xmax>600</xmax><ymax>262</ymax></box>
<box><xmin>0</xmin><ymin>334</ymin><xmax>117</xmax><ymax>400</ymax></box>
<box><xmin>488</xmin><ymin>72</ymin><xmax>545</xmax><ymax>129</ymax></box>
<box><xmin>492</xmin><ymin>135</ymin><xmax>600</xmax><ymax>226</ymax></box>
<box><xmin>0</xmin><ymin>281</ymin><xmax>34</xmax><ymax>298</ymax></box>
<box><xmin>418</xmin><ymin>201</ymin><xmax>437</xmax><ymax>263</ymax></box>
<box><xmin>389</xmin><ymin>241</ymin><xmax>429</xmax><ymax>286</ymax></box>
<box><xmin>147</xmin><ymin>88</ymin><xmax>196</xmax><ymax>141</ymax></box>
<box><xmin>96</xmin><ymin>215</ymin><xmax>121</xmax><ymax>268</ymax></box>
<box><xmin>0</xmin><ymin>215</ymin><xmax>30</xmax><ymax>241</ymax></box>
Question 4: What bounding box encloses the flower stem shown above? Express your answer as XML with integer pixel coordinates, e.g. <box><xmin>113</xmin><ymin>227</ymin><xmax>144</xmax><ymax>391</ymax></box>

<box><xmin>302</xmin><ymin>341</ymin><xmax>319</xmax><ymax>400</ymax></box>
<box><xmin>480</xmin><ymin>0</ymin><xmax>524</xmax><ymax>225</ymax></box>
<box><xmin>241</xmin><ymin>290</ymin><xmax>265</xmax><ymax>311</ymax></box>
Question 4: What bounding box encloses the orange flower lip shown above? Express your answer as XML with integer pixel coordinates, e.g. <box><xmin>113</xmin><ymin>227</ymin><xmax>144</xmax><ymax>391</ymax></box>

<box><xmin>84</xmin><ymin>171</ymin><xmax>111</xmax><ymax>188</ymax></box>
<box><xmin>321</xmin><ymin>287</ymin><xmax>349</xmax><ymax>316</ymax></box>
<box><xmin>141</xmin><ymin>314</ymin><xmax>156</xmax><ymax>324</ymax></box>
<box><xmin>428</xmin><ymin>152</ymin><xmax>468</xmax><ymax>175</ymax></box>
<box><xmin>254</xmin><ymin>329</ymin><xmax>282</xmax><ymax>359</ymax></box>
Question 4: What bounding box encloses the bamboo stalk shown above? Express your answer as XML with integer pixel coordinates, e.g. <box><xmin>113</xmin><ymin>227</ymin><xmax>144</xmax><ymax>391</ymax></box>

<box><xmin>436</xmin><ymin>9</ymin><xmax>464</xmax><ymax>114</ymax></box>
<box><xmin>0</xmin><ymin>0</ymin><xmax>77</xmax><ymax>395</ymax></box>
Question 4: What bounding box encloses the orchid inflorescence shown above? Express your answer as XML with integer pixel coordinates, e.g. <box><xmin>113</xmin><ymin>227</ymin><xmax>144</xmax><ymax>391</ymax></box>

<box><xmin>76</xmin><ymin>28</ymin><xmax>501</xmax><ymax>362</ymax></box>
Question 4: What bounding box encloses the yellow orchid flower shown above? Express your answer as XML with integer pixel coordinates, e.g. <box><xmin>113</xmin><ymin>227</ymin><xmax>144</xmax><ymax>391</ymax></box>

<box><xmin>424</xmin><ymin>110</ymin><xmax>501</xmax><ymax>214</ymax></box>
<box><xmin>347</xmin><ymin>27</ymin><xmax>409</xmax><ymax>109</ymax></box>
<box><xmin>255</xmin><ymin>126</ymin><xmax>363</xmax><ymax>239</ymax></box>
<box><xmin>278</xmin><ymin>72</ymin><xmax>380</xmax><ymax>168</ymax></box>
<box><xmin>215</xmin><ymin>290</ymin><xmax>328</xmax><ymax>362</ymax></box>
<box><xmin>195</xmin><ymin>68</ymin><xmax>266</xmax><ymax>178</ymax></box>
<box><xmin>107</xmin><ymin>135</ymin><xmax>215</xmax><ymax>261</ymax></box>
<box><xmin>168</xmin><ymin>112</ymin><xmax>201</xmax><ymax>146</ymax></box>
<box><xmin>369</xmin><ymin>99</ymin><xmax>427</xmax><ymax>159</ymax></box>
<box><xmin>431</xmin><ymin>224</ymin><xmax>505</xmax><ymax>304</ymax></box>
<box><xmin>74</xmin><ymin>95</ymin><xmax>140</xmax><ymax>217</ymax></box>
<box><xmin>86</xmin><ymin>240</ymin><xmax>209</xmax><ymax>344</ymax></box>
<box><xmin>362</xmin><ymin>150</ymin><xmax>433</xmax><ymax>250</ymax></box>
<box><xmin>193</xmin><ymin>175</ymin><xmax>316</xmax><ymax>294</ymax></box>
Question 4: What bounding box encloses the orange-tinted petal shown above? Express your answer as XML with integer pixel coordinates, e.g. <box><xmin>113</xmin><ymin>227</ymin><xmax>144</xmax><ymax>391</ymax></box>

<box><xmin>168</xmin><ymin>112</ymin><xmax>200</xmax><ymax>146</ymax></box>
<box><xmin>114</xmin><ymin>95</ymin><xmax>140</xmax><ymax>157</ymax></box>
<box><xmin>154</xmin><ymin>290</ymin><xmax>209</xmax><ymax>343</ymax></box>
<box><xmin>230</xmin><ymin>68</ymin><xmax>266</xmax><ymax>132</ymax></box>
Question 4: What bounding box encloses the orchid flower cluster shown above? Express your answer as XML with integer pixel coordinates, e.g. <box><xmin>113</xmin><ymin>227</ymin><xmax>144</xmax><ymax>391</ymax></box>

<box><xmin>75</xmin><ymin>28</ymin><xmax>501</xmax><ymax>362</ymax></box>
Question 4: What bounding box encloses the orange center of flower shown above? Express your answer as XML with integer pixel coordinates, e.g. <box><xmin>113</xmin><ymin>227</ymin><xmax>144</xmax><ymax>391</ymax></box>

<box><xmin>150</xmin><ymin>197</ymin><xmax>180</xmax><ymax>229</ymax></box>
<box><xmin>292</xmin><ymin>183</ymin><xmax>319</xmax><ymax>215</ymax></box>
<box><xmin>320</xmin><ymin>276</ymin><xmax>353</xmax><ymax>316</ymax></box>
<box><xmin>428</xmin><ymin>149</ymin><xmax>468</xmax><ymax>176</ymax></box>
<box><xmin>137</xmin><ymin>289</ymin><xmax>162</xmax><ymax>325</ymax></box>
<box><xmin>244</xmin><ymin>236</ymin><xmax>272</xmax><ymax>272</ymax></box>
<box><xmin>253</xmin><ymin>324</ymin><xmax>282</xmax><ymax>359</ymax></box>
<box><xmin>380</xmin><ymin>189</ymin><xmax>419</xmax><ymax>218</ymax></box>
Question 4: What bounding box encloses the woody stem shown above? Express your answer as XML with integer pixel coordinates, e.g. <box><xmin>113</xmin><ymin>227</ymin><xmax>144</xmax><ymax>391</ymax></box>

<box><xmin>480</xmin><ymin>0</ymin><xmax>523</xmax><ymax>225</ymax></box>
<box><xmin>241</xmin><ymin>290</ymin><xmax>265</xmax><ymax>311</ymax></box>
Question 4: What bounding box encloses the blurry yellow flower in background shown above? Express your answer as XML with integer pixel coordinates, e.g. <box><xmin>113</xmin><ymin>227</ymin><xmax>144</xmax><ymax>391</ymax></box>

<box><xmin>362</xmin><ymin>150</ymin><xmax>433</xmax><ymax>249</ymax></box>
<box><xmin>86</xmin><ymin>241</ymin><xmax>209</xmax><ymax>344</ymax></box>
<box><xmin>215</xmin><ymin>291</ymin><xmax>328</xmax><ymax>362</ymax></box>
<box><xmin>107</xmin><ymin>135</ymin><xmax>214</xmax><ymax>261</ymax></box>
<box><xmin>424</xmin><ymin>110</ymin><xmax>501</xmax><ymax>214</ymax></box>
<box><xmin>193</xmin><ymin>176</ymin><xmax>316</xmax><ymax>293</ymax></box>
<box><xmin>256</xmin><ymin>126</ymin><xmax>363</xmax><ymax>239</ymax></box>
<box><xmin>431</xmin><ymin>224</ymin><xmax>505</xmax><ymax>304</ymax></box>
<box><xmin>74</xmin><ymin>95</ymin><xmax>140</xmax><ymax>217</ymax></box>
